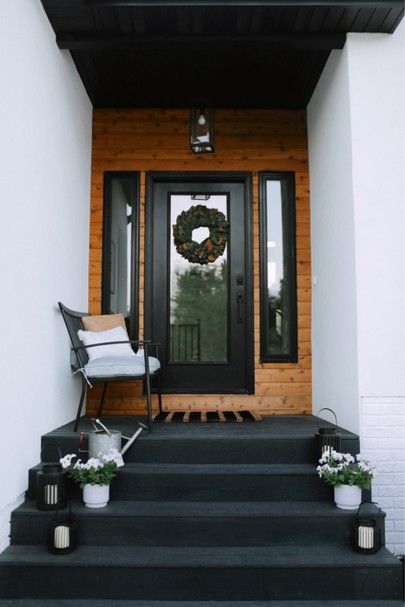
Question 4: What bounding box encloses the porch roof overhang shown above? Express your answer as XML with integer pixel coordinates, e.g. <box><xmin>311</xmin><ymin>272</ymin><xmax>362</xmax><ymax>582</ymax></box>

<box><xmin>41</xmin><ymin>0</ymin><xmax>404</xmax><ymax>108</ymax></box>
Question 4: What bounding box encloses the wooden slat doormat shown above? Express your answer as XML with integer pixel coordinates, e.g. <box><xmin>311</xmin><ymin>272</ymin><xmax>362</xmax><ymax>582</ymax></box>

<box><xmin>153</xmin><ymin>411</ymin><xmax>262</xmax><ymax>423</ymax></box>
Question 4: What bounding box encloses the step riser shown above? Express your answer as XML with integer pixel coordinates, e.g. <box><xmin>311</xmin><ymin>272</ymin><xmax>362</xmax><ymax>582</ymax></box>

<box><xmin>12</xmin><ymin>514</ymin><xmax>384</xmax><ymax>547</ymax></box>
<box><xmin>0</xmin><ymin>565</ymin><xmax>402</xmax><ymax>601</ymax></box>
<box><xmin>27</xmin><ymin>470</ymin><xmax>333</xmax><ymax>502</ymax></box>
<box><xmin>27</xmin><ymin>471</ymin><xmax>372</xmax><ymax>503</ymax></box>
<box><xmin>112</xmin><ymin>473</ymin><xmax>333</xmax><ymax>501</ymax></box>
<box><xmin>40</xmin><ymin>436</ymin><xmax>360</xmax><ymax>465</ymax></box>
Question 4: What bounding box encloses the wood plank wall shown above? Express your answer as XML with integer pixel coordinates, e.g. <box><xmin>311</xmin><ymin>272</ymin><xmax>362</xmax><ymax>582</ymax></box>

<box><xmin>88</xmin><ymin>109</ymin><xmax>311</xmax><ymax>416</ymax></box>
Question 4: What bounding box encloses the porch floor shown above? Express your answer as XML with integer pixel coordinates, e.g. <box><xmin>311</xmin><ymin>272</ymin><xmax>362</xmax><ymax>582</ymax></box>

<box><xmin>44</xmin><ymin>413</ymin><xmax>357</xmax><ymax>440</ymax></box>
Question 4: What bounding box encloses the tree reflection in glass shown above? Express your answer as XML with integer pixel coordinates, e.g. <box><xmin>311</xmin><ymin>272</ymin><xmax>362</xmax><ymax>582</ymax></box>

<box><xmin>169</xmin><ymin>195</ymin><xmax>228</xmax><ymax>363</ymax></box>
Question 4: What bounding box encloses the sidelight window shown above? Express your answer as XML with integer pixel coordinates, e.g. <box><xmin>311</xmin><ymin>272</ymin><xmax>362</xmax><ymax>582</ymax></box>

<box><xmin>102</xmin><ymin>172</ymin><xmax>139</xmax><ymax>338</ymax></box>
<box><xmin>259</xmin><ymin>172</ymin><xmax>298</xmax><ymax>362</ymax></box>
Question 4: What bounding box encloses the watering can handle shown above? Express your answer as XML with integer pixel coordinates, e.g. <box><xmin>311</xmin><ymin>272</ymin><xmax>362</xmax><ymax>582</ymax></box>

<box><xmin>90</xmin><ymin>418</ymin><xmax>111</xmax><ymax>436</ymax></box>
<box><xmin>315</xmin><ymin>408</ymin><xmax>338</xmax><ymax>429</ymax></box>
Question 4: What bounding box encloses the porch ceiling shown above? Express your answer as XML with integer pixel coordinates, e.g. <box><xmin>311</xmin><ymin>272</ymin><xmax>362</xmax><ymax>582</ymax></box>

<box><xmin>41</xmin><ymin>1</ymin><xmax>404</xmax><ymax>108</ymax></box>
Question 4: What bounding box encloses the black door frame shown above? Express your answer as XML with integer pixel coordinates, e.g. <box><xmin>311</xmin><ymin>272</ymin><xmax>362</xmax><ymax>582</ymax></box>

<box><xmin>145</xmin><ymin>171</ymin><xmax>254</xmax><ymax>394</ymax></box>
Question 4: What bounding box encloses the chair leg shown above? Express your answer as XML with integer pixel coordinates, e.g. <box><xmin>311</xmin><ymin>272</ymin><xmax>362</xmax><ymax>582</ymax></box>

<box><xmin>144</xmin><ymin>374</ymin><xmax>152</xmax><ymax>433</ymax></box>
<box><xmin>73</xmin><ymin>374</ymin><xmax>87</xmax><ymax>432</ymax></box>
<box><xmin>97</xmin><ymin>382</ymin><xmax>108</xmax><ymax>420</ymax></box>
<box><xmin>155</xmin><ymin>372</ymin><xmax>163</xmax><ymax>414</ymax></box>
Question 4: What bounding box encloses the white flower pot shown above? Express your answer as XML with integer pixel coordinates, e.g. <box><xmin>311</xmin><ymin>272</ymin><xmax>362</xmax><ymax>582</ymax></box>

<box><xmin>83</xmin><ymin>483</ymin><xmax>110</xmax><ymax>508</ymax></box>
<box><xmin>334</xmin><ymin>484</ymin><xmax>362</xmax><ymax>510</ymax></box>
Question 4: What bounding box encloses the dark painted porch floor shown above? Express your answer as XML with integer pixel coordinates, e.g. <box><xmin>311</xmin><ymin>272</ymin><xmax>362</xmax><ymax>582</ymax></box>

<box><xmin>44</xmin><ymin>413</ymin><xmax>358</xmax><ymax>440</ymax></box>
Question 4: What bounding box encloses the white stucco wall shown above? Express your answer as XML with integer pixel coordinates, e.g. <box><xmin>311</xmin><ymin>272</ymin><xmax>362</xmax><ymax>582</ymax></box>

<box><xmin>307</xmin><ymin>46</ymin><xmax>360</xmax><ymax>434</ymax></box>
<box><xmin>0</xmin><ymin>1</ymin><xmax>92</xmax><ymax>551</ymax></box>
<box><xmin>347</xmin><ymin>25</ymin><xmax>405</xmax><ymax>399</ymax></box>
<box><xmin>308</xmin><ymin>22</ymin><xmax>405</xmax><ymax>553</ymax></box>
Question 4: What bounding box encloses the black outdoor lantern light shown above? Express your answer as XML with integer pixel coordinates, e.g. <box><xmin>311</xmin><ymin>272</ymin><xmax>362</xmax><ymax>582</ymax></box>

<box><xmin>47</xmin><ymin>511</ymin><xmax>77</xmax><ymax>555</ymax></box>
<box><xmin>315</xmin><ymin>408</ymin><xmax>342</xmax><ymax>462</ymax></box>
<box><xmin>36</xmin><ymin>445</ymin><xmax>67</xmax><ymax>511</ymax></box>
<box><xmin>351</xmin><ymin>502</ymin><xmax>382</xmax><ymax>554</ymax></box>
<box><xmin>190</xmin><ymin>107</ymin><xmax>214</xmax><ymax>154</ymax></box>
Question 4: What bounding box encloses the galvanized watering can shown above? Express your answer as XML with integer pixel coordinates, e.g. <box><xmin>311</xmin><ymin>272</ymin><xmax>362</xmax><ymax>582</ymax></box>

<box><xmin>80</xmin><ymin>418</ymin><xmax>146</xmax><ymax>459</ymax></box>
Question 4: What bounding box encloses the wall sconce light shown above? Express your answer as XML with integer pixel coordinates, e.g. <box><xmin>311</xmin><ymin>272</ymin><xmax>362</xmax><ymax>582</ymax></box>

<box><xmin>351</xmin><ymin>502</ymin><xmax>382</xmax><ymax>554</ymax></box>
<box><xmin>36</xmin><ymin>445</ymin><xmax>67</xmax><ymax>511</ymax></box>
<box><xmin>315</xmin><ymin>408</ymin><xmax>342</xmax><ymax>462</ymax></box>
<box><xmin>190</xmin><ymin>107</ymin><xmax>214</xmax><ymax>154</ymax></box>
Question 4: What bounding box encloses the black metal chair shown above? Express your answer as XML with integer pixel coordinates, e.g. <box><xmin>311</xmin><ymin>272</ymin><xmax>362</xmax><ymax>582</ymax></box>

<box><xmin>58</xmin><ymin>302</ymin><xmax>162</xmax><ymax>432</ymax></box>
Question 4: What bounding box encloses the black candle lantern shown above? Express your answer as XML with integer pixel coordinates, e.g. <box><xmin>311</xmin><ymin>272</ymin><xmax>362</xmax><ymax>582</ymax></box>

<box><xmin>47</xmin><ymin>512</ymin><xmax>77</xmax><ymax>555</ymax></box>
<box><xmin>315</xmin><ymin>408</ymin><xmax>342</xmax><ymax>462</ymax></box>
<box><xmin>351</xmin><ymin>502</ymin><xmax>382</xmax><ymax>554</ymax></box>
<box><xmin>190</xmin><ymin>107</ymin><xmax>214</xmax><ymax>154</ymax></box>
<box><xmin>36</xmin><ymin>444</ymin><xmax>67</xmax><ymax>511</ymax></box>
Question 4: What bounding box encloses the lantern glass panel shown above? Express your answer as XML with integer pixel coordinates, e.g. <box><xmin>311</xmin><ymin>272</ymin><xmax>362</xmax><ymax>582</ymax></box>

<box><xmin>351</xmin><ymin>502</ymin><xmax>382</xmax><ymax>554</ymax></box>
<box><xmin>48</xmin><ymin>516</ymin><xmax>77</xmax><ymax>555</ymax></box>
<box><xmin>190</xmin><ymin>108</ymin><xmax>214</xmax><ymax>154</ymax></box>
<box><xmin>316</xmin><ymin>432</ymin><xmax>342</xmax><ymax>460</ymax></box>
<box><xmin>37</xmin><ymin>465</ymin><xmax>67</xmax><ymax>511</ymax></box>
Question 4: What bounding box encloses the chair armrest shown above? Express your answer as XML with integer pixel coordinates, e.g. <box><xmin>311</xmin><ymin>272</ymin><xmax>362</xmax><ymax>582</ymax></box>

<box><xmin>72</xmin><ymin>339</ymin><xmax>151</xmax><ymax>352</ymax></box>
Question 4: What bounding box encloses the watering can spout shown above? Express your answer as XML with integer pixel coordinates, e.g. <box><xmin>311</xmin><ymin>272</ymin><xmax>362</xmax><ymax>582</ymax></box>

<box><xmin>120</xmin><ymin>422</ymin><xmax>146</xmax><ymax>456</ymax></box>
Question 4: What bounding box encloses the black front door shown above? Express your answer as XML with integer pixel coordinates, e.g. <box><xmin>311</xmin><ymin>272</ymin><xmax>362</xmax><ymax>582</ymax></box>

<box><xmin>145</xmin><ymin>172</ymin><xmax>253</xmax><ymax>393</ymax></box>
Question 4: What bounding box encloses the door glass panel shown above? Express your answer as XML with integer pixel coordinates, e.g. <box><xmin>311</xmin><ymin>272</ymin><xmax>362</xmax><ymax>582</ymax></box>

<box><xmin>169</xmin><ymin>194</ymin><xmax>228</xmax><ymax>363</ymax></box>
<box><xmin>105</xmin><ymin>177</ymin><xmax>135</xmax><ymax>321</ymax></box>
<box><xmin>266</xmin><ymin>181</ymin><xmax>289</xmax><ymax>354</ymax></box>
<box><xmin>262</xmin><ymin>175</ymin><xmax>296</xmax><ymax>361</ymax></box>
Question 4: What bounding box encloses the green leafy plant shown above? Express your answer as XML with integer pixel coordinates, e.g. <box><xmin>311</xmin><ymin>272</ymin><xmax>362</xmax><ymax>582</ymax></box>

<box><xmin>60</xmin><ymin>449</ymin><xmax>124</xmax><ymax>488</ymax></box>
<box><xmin>316</xmin><ymin>450</ymin><xmax>375</xmax><ymax>490</ymax></box>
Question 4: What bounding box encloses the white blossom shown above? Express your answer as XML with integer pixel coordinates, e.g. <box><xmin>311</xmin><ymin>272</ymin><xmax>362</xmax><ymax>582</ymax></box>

<box><xmin>60</xmin><ymin>453</ymin><xmax>76</xmax><ymax>469</ymax></box>
<box><xmin>86</xmin><ymin>458</ymin><xmax>102</xmax><ymax>470</ymax></box>
<box><xmin>102</xmin><ymin>448</ymin><xmax>124</xmax><ymax>468</ymax></box>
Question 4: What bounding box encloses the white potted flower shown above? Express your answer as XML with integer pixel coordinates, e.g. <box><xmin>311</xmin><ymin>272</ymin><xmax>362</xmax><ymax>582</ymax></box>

<box><xmin>316</xmin><ymin>450</ymin><xmax>375</xmax><ymax>510</ymax></box>
<box><xmin>60</xmin><ymin>449</ymin><xmax>124</xmax><ymax>508</ymax></box>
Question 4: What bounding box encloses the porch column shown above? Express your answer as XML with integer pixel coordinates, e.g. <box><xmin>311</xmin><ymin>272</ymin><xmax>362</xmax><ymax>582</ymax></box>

<box><xmin>308</xmin><ymin>21</ymin><xmax>405</xmax><ymax>555</ymax></box>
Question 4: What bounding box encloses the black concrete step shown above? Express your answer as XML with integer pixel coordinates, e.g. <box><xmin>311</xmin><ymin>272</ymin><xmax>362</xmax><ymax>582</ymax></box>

<box><xmin>0</xmin><ymin>545</ymin><xmax>402</xmax><ymax>601</ymax></box>
<box><xmin>41</xmin><ymin>415</ymin><xmax>360</xmax><ymax>465</ymax></box>
<box><xmin>2</xmin><ymin>601</ymin><xmax>405</xmax><ymax>607</ymax></box>
<box><xmin>10</xmin><ymin>500</ymin><xmax>386</xmax><ymax>547</ymax></box>
<box><xmin>28</xmin><ymin>463</ymin><xmax>334</xmax><ymax>502</ymax></box>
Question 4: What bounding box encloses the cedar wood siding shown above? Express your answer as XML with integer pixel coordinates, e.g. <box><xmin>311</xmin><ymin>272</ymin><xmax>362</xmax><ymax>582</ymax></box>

<box><xmin>88</xmin><ymin>109</ymin><xmax>311</xmax><ymax>415</ymax></box>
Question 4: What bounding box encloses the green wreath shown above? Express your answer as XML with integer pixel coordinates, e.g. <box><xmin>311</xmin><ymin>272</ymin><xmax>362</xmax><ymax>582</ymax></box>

<box><xmin>173</xmin><ymin>205</ymin><xmax>229</xmax><ymax>265</ymax></box>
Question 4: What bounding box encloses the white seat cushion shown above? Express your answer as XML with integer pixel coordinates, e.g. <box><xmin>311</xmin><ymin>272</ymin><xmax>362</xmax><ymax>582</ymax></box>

<box><xmin>84</xmin><ymin>355</ymin><xmax>160</xmax><ymax>378</ymax></box>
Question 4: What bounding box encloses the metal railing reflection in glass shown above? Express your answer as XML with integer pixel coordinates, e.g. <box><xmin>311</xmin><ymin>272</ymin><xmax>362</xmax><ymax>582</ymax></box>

<box><xmin>170</xmin><ymin>320</ymin><xmax>201</xmax><ymax>363</ymax></box>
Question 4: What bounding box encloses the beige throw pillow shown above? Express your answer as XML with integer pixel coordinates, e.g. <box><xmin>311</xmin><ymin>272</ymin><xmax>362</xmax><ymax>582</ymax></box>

<box><xmin>82</xmin><ymin>313</ymin><xmax>127</xmax><ymax>332</ymax></box>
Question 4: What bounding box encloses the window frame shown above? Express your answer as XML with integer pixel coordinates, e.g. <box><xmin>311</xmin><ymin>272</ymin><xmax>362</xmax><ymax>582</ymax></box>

<box><xmin>102</xmin><ymin>171</ymin><xmax>140</xmax><ymax>339</ymax></box>
<box><xmin>259</xmin><ymin>171</ymin><xmax>298</xmax><ymax>363</ymax></box>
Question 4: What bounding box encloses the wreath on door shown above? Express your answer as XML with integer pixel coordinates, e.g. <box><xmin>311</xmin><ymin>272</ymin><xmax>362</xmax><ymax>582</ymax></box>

<box><xmin>173</xmin><ymin>205</ymin><xmax>229</xmax><ymax>265</ymax></box>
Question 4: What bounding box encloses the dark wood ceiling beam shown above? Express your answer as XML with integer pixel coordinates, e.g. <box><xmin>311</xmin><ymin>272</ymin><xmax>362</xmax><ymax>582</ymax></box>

<box><xmin>57</xmin><ymin>31</ymin><xmax>345</xmax><ymax>49</ymax></box>
<box><xmin>82</xmin><ymin>0</ymin><xmax>404</xmax><ymax>7</ymax></box>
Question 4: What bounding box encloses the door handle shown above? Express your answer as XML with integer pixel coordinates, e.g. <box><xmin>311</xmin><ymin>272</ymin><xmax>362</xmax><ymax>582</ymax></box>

<box><xmin>237</xmin><ymin>293</ymin><xmax>244</xmax><ymax>323</ymax></box>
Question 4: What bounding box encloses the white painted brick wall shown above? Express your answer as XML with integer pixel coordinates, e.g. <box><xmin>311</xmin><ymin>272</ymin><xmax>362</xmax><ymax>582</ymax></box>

<box><xmin>360</xmin><ymin>397</ymin><xmax>405</xmax><ymax>555</ymax></box>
